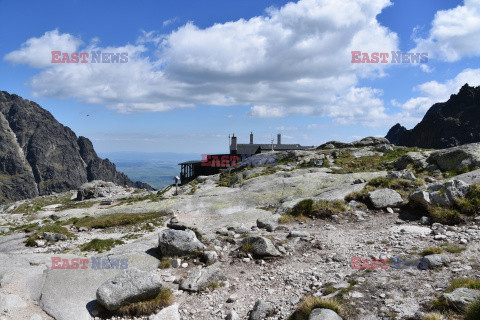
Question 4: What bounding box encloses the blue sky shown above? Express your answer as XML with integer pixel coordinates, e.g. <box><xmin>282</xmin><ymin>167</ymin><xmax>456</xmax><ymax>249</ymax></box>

<box><xmin>1</xmin><ymin>0</ymin><xmax>479</xmax><ymax>154</ymax></box>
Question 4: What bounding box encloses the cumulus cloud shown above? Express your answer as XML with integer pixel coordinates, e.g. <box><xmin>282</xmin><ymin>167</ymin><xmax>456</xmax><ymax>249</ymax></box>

<box><xmin>4</xmin><ymin>0</ymin><xmax>399</xmax><ymax>124</ymax></box>
<box><xmin>414</xmin><ymin>0</ymin><xmax>480</xmax><ymax>61</ymax></box>
<box><xmin>4</xmin><ymin>29</ymin><xmax>83</xmax><ymax>68</ymax></box>
<box><xmin>394</xmin><ymin>68</ymin><xmax>480</xmax><ymax>127</ymax></box>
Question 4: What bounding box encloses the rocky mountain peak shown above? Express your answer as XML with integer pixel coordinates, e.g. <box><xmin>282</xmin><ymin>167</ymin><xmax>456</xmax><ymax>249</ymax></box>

<box><xmin>0</xmin><ymin>91</ymin><xmax>152</xmax><ymax>203</ymax></box>
<box><xmin>386</xmin><ymin>84</ymin><xmax>480</xmax><ymax>149</ymax></box>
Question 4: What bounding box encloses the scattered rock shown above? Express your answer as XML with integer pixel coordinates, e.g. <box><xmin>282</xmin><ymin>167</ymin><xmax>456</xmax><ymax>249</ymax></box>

<box><xmin>248</xmin><ymin>299</ymin><xmax>274</xmax><ymax>320</ymax></box>
<box><xmin>376</xmin><ymin>144</ymin><xmax>394</xmax><ymax>153</ymax></box>
<box><xmin>418</xmin><ymin>254</ymin><xmax>450</xmax><ymax>269</ymax></box>
<box><xmin>308</xmin><ymin>308</ymin><xmax>343</xmax><ymax>320</ymax></box>
<box><xmin>179</xmin><ymin>263</ymin><xmax>226</xmax><ymax>292</ymax></box>
<box><xmin>202</xmin><ymin>251</ymin><xmax>218</xmax><ymax>264</ymax></box>
<box><xmin>353</xmin><ymin>178</ymin><xmax>366</xmax><ymax>184</ymax></box>
<box><xmin>241</xmin><ymin>236</ymin><xmax>280</xmax><ymax>257</ymax></box>
<box><xmin>148</xmin><ymin>303</ymin><xmax>180</xmax><ymax>320</ymax></box>
<box><xmin>226</xmin><ymin>309</ymin><xmax>240</xmax><ymax>320</ymax></box>
<box><xmin>257</xmin><ymin>215</ymin><xmax>281</xmax><ymax>232</ymax></box>
<box><xmin>158</xmin><ymin>229</ymin><xmax>205</xmax><ymax>257</ymax></box>
<box><xmin>287</xmin><ymin>230</ymin><xmax>310</xmax><ymax>238</ymax></box>
<box><xmin>42</xmin><ymin>232</ymin><xmax>67</xmax><ymax>241</ymax></box>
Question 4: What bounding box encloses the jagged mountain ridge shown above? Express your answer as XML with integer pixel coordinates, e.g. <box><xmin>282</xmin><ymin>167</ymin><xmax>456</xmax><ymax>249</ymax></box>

<box><xmin>0</xmin><ymin>91</ymin><xmax>152</xmax><ymax>203</ymax></box>
<box><xmin>386</xmin><ymin>83</ymin><xmax>480</xmax><ymax>148</ymax></box>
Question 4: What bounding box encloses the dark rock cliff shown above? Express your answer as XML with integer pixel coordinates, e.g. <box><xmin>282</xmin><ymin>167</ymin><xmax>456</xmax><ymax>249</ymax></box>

<box><xmin>386</xmin><ymin>84</ymin><xmax>480</xmax><ymax>149</ymax></box>
<box><xmin>0</xmin><ymin>91</ymin><xmax>153</xmax><ymax>203</ymax></box>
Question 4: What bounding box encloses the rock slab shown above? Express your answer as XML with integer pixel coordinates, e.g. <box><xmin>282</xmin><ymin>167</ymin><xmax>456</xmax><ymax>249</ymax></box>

<box><xmin>96</xmin><ymin>268</ymin><xmax>163</xmax><ymax>311</ymax></box>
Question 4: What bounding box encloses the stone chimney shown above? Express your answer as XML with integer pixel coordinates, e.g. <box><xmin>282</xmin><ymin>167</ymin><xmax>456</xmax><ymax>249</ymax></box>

<box><xmin>250</xmin><ymin>132</ymin><xmax>253</xmax><ymax>144</ymax></box>
<box><xmin>231</xmin><ymin>134</ymin><xmax>237</xmax><ymax>153</ymax></box>
<box><xmin>277</xmin><ymin>133</ymin><xmax>281</xmax><ymax>145</ymax></box>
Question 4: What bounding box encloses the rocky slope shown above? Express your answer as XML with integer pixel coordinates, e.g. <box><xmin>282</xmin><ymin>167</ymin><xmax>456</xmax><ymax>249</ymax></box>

<box><xmin>0</xmin><ymin>139</ymin><xmax>479</xmax><ymax>320</ymax></box>
<box><xmin>0</xmin><ymin>91</ymin><xmax>152</xmax><ymax>203</ymax></box>
<box><xmin>386</xmin><ymin>84</ymin><xmax>480</xmax><ymax>149</ymax></box>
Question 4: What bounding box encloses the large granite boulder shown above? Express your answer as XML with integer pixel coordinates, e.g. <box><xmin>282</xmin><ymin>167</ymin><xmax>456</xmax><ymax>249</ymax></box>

<box><xmin>368</xmin><ymin>188</ymin><xmax>403</xmax><ymax>208</ymax></box>
<box><xmin>96</xmin><ymin>268</ymin><xmax>163</xmax><ymax>311</ymax></box>
<box><xmin>158</xmin><ymin>229</ymin><xmax>205</xmax><ymax>257</ymax></box>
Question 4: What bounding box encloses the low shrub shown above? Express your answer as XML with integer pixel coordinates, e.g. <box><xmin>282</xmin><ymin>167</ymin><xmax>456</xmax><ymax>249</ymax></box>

<box><xmin>455</xmin><ymin>184</ymin><xmax>480</xmax><ymax>216</ymax></box>
<box><xmin>464</xmin><ymin>298</ymin><xmax>480</xmax><ymax>320</ymax></box>
<box><xmin>428</xmin><ymin>207</ymin><xmax>463</xmax><ymax>225</ymax></box>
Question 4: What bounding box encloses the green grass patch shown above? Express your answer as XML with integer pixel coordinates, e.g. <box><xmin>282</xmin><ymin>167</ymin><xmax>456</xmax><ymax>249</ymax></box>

<box><xmin>443</xmin><ymin>167</ymin><xmax>474</xmax><ymax>179</ymax></box>
<box><xmin>288</xmin><ymin>297</ymin><xmax>344</xmax><ymax>320</ymax></box>
<box><xmin>158</xmin><ymin>258</ymin><xmax>172</xmax><ymax>269</ymax></box>
<box><xmin>25</xmin><ymin>224</ymin><xmax>73</xmax><ymax>246</ymax></box>
<box><xmin>455</xmin><ymin>184</ymin><xmax>480</xmax><ymax>216</ymax></box>
<box><xmin>12</xmin><ymin>193</ymin><xmax>72</xmax><ymax>214</ymax></box>
<box><xmin>117</xmin><ymin>190</ymin><xmax>168</xmax><ymax>205</ymax></box>
<box><xmin>345</xmin><ymin>176</ymin><xmax>424</xmax><ymax>203</ymax></box>
<box><xmin>56</xmin><ymin>201</ymin><xmax>96</xmax><ymax>211</ymax></box>
<box><xmin>285</xmin><ymin>199</ymin><xmax>349</xmax><ymax>221</ymax></box>
<box><xmin>465</xmin><ymin>298</ymin><xmax>480</xmax><ymax>320</ymax></box>
<box><xmin>420</xmin><ymin>247</ymin><xmax>445</xmax><ymax>257</ymax></box>
<box><xmin>423</xmin><ymin>312</ymin><xmax>446</xmax><ymax>320</ymax></box>
<box><xmin>80</xmin><ymin>238</ymin><xmax>124</xmax><ymax>252</ymax></box>
<box><xmin>114</xmin><ymin>288</ymin><xmax>174</xmax><ymax>316</ymax></box>
<box><xmin>428</xmin><ymin>207</ymin><xmax>463</xmax><ymax>225</ymax></box>
<box><xmin>446</xmin><ymin>278</ymin><xmax>480</xmax><ymax>292</ymax></box>
<box><xmin>331</xmin><ymin>147</ymin><xmax>423</xmax><ymax>174</ymax></box>
<box><xmin>440</xmin><ymin>244</ymin><xmax>466</xmax><ymax>254</ymax></box>
<box><xmin>241</xmin><ymin>241</ymin><xmax>254</xmax><ymax>253</ymax></box>
<box><xmin>73</xmin><ymin>211</ymin><xmax>169</xmax><ymax>229</ymax></box>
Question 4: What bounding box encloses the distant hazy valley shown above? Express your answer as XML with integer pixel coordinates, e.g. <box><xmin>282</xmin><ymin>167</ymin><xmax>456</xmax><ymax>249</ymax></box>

<box><xmin>99</xmin><ymin>152</ymin><xmax>200</xmax><ymax>189</ymax></box>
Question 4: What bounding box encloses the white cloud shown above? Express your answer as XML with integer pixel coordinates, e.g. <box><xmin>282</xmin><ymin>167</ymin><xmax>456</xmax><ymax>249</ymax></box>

<box><xmin>4</xmin><ymin>29</ymin><xmax>83</xmax><ymax>68</ymax></box>
<box><xmin>414</xmin><ymin>0</ymin><xmax>480</xmax><ymax>61</ymax></box>
<box><xmin>420</xmin><ymin>64</ymin><xmax>433</xmax><ymax>73</ymax></box>
<box><xmin>275</xmin><ymin>126</ymin><xmax>298</xmax><ymax>131</ymax></box>
<box><xmin>393</xmin><ymin>68</ymin><xmax>480</xmax><ymax>127</ymax></box>
<box><xmin>248</xmin><ymin>105</ymin><xmax>287</xmax><ymax>118</ymax></box>
<box><xmin>163</xmin><ymin>18</ymin><xmax>178</xmax><ymax>27</ymax></box>
<box><xmin>4</xmin><ymin>0</ymin><xmax>399</xmax><ymax>125</ymax></box>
